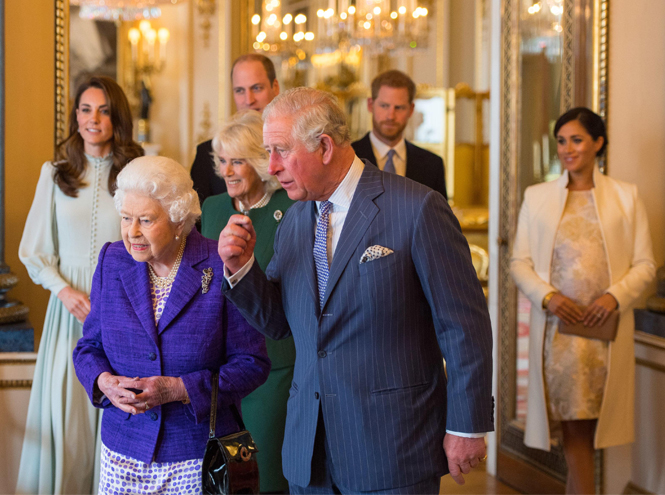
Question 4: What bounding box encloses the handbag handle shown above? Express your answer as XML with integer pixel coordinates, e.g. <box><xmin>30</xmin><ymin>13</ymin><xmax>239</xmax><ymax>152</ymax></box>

<box><xmin>209</xmin><ymin>372</ymin><xmax>246</xmax><ymax>439</ymax></box>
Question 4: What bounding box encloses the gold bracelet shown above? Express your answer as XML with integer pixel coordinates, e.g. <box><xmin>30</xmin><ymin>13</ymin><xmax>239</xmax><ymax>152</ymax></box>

<box><xmin>542</xmin><ymin>291</ymin><xmax>557</xmax><ymax>310</ymax></box>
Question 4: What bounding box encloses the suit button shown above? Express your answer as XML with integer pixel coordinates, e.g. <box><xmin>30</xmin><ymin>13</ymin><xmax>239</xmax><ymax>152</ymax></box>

<box><xmin>314</xmin><ymin>392</ymin><xmax>320</xmax><ymax>400</ymax></box>
<box><xmin>317</xmin><ymin>350</ymin><xmax>327</xmax><ymax>358</ymax></box>
<box><xmin>150</xmin><ymin>412</ymin><xmax>158</xmax><ymax>421</ymax></box>
<box><xmin>148</xmin><ymin>352</ymin><xmax>157</xmax><ymax>361</ymax></box>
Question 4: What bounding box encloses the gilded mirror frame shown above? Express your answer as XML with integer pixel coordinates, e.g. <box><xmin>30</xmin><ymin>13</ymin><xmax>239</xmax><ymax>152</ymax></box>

<box><xmin>55</xmin><ymin>0</ymin><xmax>69</xmax><ymax>150</ymax></box>
<box><xmin>497</xmin><ymin>0</ymin><xmax>609</xmax><ymax>491</ymax></box>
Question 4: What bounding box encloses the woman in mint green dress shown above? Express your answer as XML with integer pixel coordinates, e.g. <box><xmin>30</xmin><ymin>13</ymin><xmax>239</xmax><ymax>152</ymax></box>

<box><xmin>201</xmin><ymin>110</ymin><xmax>295</xmax><ymax>493</ymax></box>
<box><xmin>17</xmin><ymin>76</ymin><xmax>143</xmax><ymax>494</ymax></box>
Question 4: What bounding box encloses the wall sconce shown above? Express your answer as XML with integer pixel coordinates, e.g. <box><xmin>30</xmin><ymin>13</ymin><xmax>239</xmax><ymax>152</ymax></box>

<box><xmin>127</xmin><ymin>20</ymin><xmax>170</xmax><ymax>143</ymax></box>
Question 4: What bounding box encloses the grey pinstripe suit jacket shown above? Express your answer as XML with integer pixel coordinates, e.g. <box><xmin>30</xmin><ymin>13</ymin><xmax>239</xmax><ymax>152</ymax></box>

<box><xmin>224</xmin><ymin>161</ymin><xmax>494</xmax><ymax>491</ymax></box>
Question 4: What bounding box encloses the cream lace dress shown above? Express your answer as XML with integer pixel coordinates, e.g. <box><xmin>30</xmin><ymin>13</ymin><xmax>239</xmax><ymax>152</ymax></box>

<box><xmin>16</xmin><ymin>156</ymin><xmax>120</xmax><ymax>494</ymax></box>
<box><xmin>543</xmin><ymin>190</ymin><xmax>609</xmax><ymax>421</ymax></box>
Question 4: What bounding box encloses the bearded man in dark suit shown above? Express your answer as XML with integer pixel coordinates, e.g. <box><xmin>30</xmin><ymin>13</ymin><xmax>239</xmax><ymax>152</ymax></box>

<box><xmin>352</xmin><ymin>70</ymin><xmax>447</xmax><ymax>199</ymax></box>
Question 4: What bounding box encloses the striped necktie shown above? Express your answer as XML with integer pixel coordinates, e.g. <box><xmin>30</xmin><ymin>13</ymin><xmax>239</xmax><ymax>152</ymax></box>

<box><xmin>313</xmin><ymin>201</ymin><xmax>333</xmax><ymax>309</ymax></box>
<box><xmin>384</xmin><ymin>149</ymin><xmax>396</xmax><ymax>174</ymax></box>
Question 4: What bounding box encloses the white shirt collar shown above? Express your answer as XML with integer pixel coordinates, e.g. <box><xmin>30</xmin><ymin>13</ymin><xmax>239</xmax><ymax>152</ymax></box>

<box><xmin>369</xmin><ymin>131</ymin><xmax>406</xmax><ymax>162</ymax></box>
<box><xmin>316</xmin><ymin>155</ymin><xmax>365</xmax><ymax>213</ymax></box>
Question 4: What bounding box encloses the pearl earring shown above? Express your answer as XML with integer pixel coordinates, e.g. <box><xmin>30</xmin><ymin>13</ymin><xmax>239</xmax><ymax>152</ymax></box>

<box><xmin>175</xmin><ymin>235</ymin><xmax>180</xmax><ymax>241</ymax></box>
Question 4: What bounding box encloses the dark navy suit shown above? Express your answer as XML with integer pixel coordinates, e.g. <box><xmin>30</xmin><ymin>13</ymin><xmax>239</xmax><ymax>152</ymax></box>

<box><xmin>73</xmin><ymin>229</ymin><xmax>270</xmax><ymax>463</ymax></box>
<box><xmin>352</xmin><ymin>132</ymin><xmax>448</xmax><ymax>199</ymax></box>
<box><xmin>224</xmin><ymin>161</ymin><xmax>493</xmax><ymax>491</ymax></box>
<box><xmin>190</xmin><ymin>139</ymin><xmax>227</xmax><ymax>207</ymax></box>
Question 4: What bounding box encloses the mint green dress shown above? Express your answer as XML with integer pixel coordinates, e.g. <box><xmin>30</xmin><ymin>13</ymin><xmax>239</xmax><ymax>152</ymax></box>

<box><xmin>17</xmin><ymin>157</ymin><xmax>120</xmax><ymax>494</ymax></box>
<box><xmin>201</xmin><ymin>189</ymin><xmax>296</xmax><ymax>493</ymax></box>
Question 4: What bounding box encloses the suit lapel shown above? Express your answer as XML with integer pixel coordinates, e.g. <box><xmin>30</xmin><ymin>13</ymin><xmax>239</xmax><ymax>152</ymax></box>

<box><xmin>404</xmin><ymin>140</ymin><xmax>414</xmax><ymax>179</ymax></box>
<box><xmin>357</xmin><ymin>133</ymin><xmax>378</xmax><ymax>167</ymax></box>
<box><xmin>321</xmin><ymin>164</ymin><xmax>384</xmax><ymax>310</ymax></box>
<box><xmin>157</xmin><ymin>232</ymin><xmax>210</xmax><ymax>334</ymax></box>
<box><xmin>121</xmin><ymin>261</ymin><xmax>159</xmax><ymax>346</ymax></box>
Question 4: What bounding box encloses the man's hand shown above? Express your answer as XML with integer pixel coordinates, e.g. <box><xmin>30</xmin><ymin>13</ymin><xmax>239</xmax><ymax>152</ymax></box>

<box><xmin>443</xmin><ymin>434</ymin><xmax>486</xmax><ymax>485</ymax></box>
<box><xmin>218</xmin><ymin>214</ymin><xmax>257</xmax><ymax>274</ymax></box>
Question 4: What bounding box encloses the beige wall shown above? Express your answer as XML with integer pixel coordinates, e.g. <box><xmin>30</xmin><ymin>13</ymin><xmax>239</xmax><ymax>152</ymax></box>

<box><xmin>605</xmin><ymin>1</ymin><xmax>665</xmax><ymax>492</ymax></box>
<box><xmin>5</xmin><ymin>1</ymin><xmax>54</xmax><ymax>342</ymax></box>
<box><xmin>607</xmin><ymin>0</ymin><xmax>665</xmax><ymax>295</ymax></box>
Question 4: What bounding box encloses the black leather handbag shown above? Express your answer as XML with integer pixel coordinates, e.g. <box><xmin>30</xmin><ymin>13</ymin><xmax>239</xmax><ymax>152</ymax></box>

<box><xmin>202</xmin><ymin>372</ymin><xmax>260</xmax><ymax>495</ymax></box>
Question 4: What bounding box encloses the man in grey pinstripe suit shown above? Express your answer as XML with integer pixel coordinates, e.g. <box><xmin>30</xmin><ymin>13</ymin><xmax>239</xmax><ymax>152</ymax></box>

<box><xmin>220</xmin><ymin>87</ymin><xmax>493</xmax><ymax>494</ymax></box>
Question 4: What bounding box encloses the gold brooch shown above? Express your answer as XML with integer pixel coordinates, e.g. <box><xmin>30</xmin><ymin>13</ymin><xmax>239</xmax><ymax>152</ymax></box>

<box><xmin>274</xmin><ymin>210</ymin><xmax>283</xmax><ymax>222</ymax></box>
<box><xmin>201</xmin><ymin>268</ymin><xmax>213</xmax><ymax>294</ymax></box>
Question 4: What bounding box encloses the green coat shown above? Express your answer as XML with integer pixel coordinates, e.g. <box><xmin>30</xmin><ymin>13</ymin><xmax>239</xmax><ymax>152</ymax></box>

<box><xmin>201</xmin><ymin>189</ymin><xmax>296</xmax><ymax>492</ymax></box>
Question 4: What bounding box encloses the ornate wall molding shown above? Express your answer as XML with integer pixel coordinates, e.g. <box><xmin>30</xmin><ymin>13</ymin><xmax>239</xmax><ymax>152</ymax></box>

<box><xmin>498</xmin><ymin>0</ymin><xmax>518</xmax><ymax>442</ymax></box>
<box><xmin>197</xmin><ymin>0</ymin><xmax>216</xmax><ymax>48</ymax></box>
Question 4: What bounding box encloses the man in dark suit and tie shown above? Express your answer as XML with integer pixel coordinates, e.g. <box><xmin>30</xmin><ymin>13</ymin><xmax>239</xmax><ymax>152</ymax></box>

<box><xmin>352</xmin><ymin>70</ymin><xmax>447</xmax><ymax>199</ymax></box>
<box><xmin>219</xmin><ymin>87</ymin><xmax>492</xmax><ymax>494</ymax></box>
<box><xmin>189</xmin><ymin>54</ymin><xmax>280</xmax><ymax>207</ymax></box>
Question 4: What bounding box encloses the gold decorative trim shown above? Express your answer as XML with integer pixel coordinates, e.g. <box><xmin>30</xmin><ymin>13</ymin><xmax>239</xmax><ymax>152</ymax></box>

<box><xmin>0</xmin><ymin>379</ymin><xmax>32</xmax><ymax>389</ymax></box>
<box><xmin>0</xmin><ymin>359</ymin><xmax>37</xmax><ymax>365</ymax></box>
<box><xmin>596</xmin><ymin>0</ymin><xmax>609</xmax><ymax>173</ymax></box>
<box><xmin>197</xmin><ymin>0</ymin><xmax>217</xmax><ymax>48</ymax></box>
<box><xmin>54</xmin><ymin>0</ymin><xmax>70</xmax><ymax>151</ymax></box>
<box><xmin>498</xmin><ymin>0</ymin><xmax>519</xmax><ymax>432</ymax></box>
<box><xmin>561</xmin><ymin>0</ymin><xmax>575</xmax><ymax>113</ymax></box>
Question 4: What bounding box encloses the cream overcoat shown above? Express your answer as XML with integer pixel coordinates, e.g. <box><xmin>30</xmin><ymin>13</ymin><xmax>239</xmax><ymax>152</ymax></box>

<box><xmin>510</xmin><ymin>167</ymin><xmax>656</xmax><ymax>451</ymax></box>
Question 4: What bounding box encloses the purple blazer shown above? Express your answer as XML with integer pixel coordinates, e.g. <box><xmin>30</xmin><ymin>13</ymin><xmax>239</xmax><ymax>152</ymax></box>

<box><xmin>73</xmin><ymin>229</ymin><xmax>270</xmax><ymax>463</ymax></box>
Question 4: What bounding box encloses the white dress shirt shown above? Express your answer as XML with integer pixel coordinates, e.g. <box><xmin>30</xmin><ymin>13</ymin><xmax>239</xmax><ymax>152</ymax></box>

<box><xmin>225</xmin><ymin>154</ymin><xmax>484</xmax><ymax>439</ymax></box>
<box><xmin>369</xmin><ymin>131</ymin><xmax>407</xmax><ymax>177</ymax></box>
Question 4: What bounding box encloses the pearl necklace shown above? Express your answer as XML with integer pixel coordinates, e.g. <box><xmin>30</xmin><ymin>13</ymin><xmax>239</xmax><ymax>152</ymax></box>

<box><xmin>238</xmin><ymin>191</ymin><xmax>272</xmax><ymax>215</ymax></box>
<box><xmin>148</xmin><ymin>236</ymin><xmax>187</xmax><ymax>288</ymax></box>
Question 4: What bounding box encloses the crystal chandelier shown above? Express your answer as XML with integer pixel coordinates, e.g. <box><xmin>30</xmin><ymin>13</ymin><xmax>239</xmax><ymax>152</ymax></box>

<box><xmin>251</xmin><ymin>0</ymin><xmax>430</xmax><ymax>58</ymax></box>
<box><xmin>71</xmin><ymin>0</ymin><xmax>186</xmax><ymax>21</ymax></box>
<box><xmin>319</xmin><ymin>0</ymin><xmax>430</xmax><ymax>55</ymax></box>
<box><xmin>251</xmin><ymin>1</ymin><xmax>315</xmax><ymax>57</ymax></box>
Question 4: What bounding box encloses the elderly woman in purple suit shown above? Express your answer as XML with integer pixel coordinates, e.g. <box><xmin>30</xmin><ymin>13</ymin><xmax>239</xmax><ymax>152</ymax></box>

<box><xmin>73</xmin><ymin>156</ymin><xmax>270</xmax><ymax>494</ymax></box>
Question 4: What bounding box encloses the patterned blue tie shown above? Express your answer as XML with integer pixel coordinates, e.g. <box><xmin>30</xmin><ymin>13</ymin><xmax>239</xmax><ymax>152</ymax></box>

<box><xmin>384</xmin><ymin>149</ymin><xmax>396</xmax><ymax>174</ymax></box>
<box><xmin>313</xmin><ymin>201</ymin><xmax>333</xmax><ymax>309</ymax></box>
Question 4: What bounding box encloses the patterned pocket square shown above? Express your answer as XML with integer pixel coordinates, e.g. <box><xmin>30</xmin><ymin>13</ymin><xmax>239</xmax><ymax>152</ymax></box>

<box><xmin>359</xmin><ymin>245</ymin><xmax>394</xmax><ymax>264</ymax></box>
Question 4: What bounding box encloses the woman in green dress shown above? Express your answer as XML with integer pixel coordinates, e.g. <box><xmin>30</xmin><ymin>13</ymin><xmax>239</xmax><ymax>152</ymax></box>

<box><xmin>201</xmin><ymin>109</ymin><xmax>295</xmax><ymax>493</ymax></box>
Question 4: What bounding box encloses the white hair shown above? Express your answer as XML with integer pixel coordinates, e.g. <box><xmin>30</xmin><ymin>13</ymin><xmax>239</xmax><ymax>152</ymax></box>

<box><xmin>114</xmin><ymin>156</ymin><xmax>201</xmax><ymax>235</ymax></box>
<box><xmin>263</xmin><ymin>87</ymin><xmax>350</xmax><ymax>152</ymax></box>
<box><xmin>211</xmin><ymin>110</ymin><xmax>280</xmax><ymax>194</ymax></box>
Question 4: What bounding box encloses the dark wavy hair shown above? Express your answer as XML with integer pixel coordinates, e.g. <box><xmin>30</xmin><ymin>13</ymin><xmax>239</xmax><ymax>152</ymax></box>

<box><xmin>54</xmin><ymin>76</ymin><xmax>144</xmax><ymax>197</ymax></box>
<box><xmin>554</xmin><ymin>107</ymin><xmax>608</xmax><ymax>157</ymax></box>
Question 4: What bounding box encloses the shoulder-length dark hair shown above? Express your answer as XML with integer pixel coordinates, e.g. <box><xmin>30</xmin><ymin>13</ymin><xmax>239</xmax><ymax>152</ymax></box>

<box><xmin>554</xmin><ymin>106</ymin><xmax>608</xmax><ymax>157</ymax></box>
<box><xmin>54</xmin><ymin>76</ymin><xmax>144</xmax><ymax>197</ymax></box>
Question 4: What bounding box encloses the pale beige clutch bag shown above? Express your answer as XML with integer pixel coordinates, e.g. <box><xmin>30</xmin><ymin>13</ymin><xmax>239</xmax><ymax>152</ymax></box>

<box><xmin>558</xmin><ymin>309</ymin><xmax>619</xmax><ymax>342</ymax></box>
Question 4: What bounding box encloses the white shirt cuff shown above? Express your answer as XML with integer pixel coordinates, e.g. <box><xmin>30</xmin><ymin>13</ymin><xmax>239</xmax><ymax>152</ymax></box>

<box><xmin>224</xmin><ymin>255</ymin><xmax>255</xmax><ymax>288</ymax></box>
<box><xmin>446</xmin><ymin>430</ymin><xmax>486</xmax><ymax>439</ymax></box>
